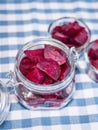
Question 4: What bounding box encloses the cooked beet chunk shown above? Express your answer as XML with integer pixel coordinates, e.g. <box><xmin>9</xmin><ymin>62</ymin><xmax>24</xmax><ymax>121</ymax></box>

<box><xmin>63</xmin><ymin>21</ymin><xmax>84</xmax><ymax>37</ymax></box>
<box><xmin>19</xmin><ymin>57</ymin><xmax>35</xmax><ymax>76</ymax></box>
<box><xmin>73</xmin><ymin>29</ymin><xmax>88</xmax><ymax>47</ymax></box>
<box><xmin>90</xmin><ymin>59</ymin><xmax>98</xmax><ymax>69</ymax></box>
<box><xmin>59</xmin><ymin>61</ymin><xmax>71</xmax><ymax>81</ymax></box>
<box><xmin>52</xmin><ymin>31</ymin><xmax>70</xmax><ymax>45</ymax></box>
<box><xmin>51</xmin><ymin>21</ymin><xmax>88</xmax><ymax>48</ymax></box>
<box><xmin>44</xmin><ymin>44</ymin><xmax>66</xmax><ymax>65</ymax></box>
<box><xmin>43</xmin><ymin>75</ymin><xmax>53</xmax><ymax>85</ymax></box>
<box><xmin>52</xmin><ymin>26</ymin><xmax>63</xmax><ymax>35</ymax></box>
<box><xmin>88</xmin><ymin>40</ymin><xmax>98</xmax><ymax>69</ymax></box>
<box><xmin>26</xmin><ymin>67</ymin><xmax>45</xmax><ymax>84</ymax></box>
<box><xmin>37</xmin><ymin>59</ymin><xmax>61</xmax><ymax>81</ymax></box>
<box><xmin>24</xmin><ymin>49</ymin><xmax>44</xmax><ymax>63</ymax></box>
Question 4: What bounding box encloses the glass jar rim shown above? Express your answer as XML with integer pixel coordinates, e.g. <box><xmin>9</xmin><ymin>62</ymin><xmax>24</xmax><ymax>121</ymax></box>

<box><xmin>15</xmin><ymin>37</ymin><xmax>75</xmax><ymax>94</ymax></box>
<box><xmin>48</xmin><ymin>16</ymin><xmax>91</xmax><ymax>53</ymax></box>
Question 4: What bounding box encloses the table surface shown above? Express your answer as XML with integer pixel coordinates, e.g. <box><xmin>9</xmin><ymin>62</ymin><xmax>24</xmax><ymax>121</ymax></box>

<box><xmin>0</xmin><ymin>0</ymin><xmax>98</xmax><ymax>130</ymax></box>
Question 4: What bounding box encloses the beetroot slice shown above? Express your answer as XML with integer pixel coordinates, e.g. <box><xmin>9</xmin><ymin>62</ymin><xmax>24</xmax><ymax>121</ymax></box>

<box><xmin>44</xmin><ymin>45</ymin><xmax>66</xmax><ymax>65</ymax></box>
<box><xmin>59</xmin><ymin>61</ymin><xmax>71</xmax><ymax>81</ymax></box>
<box><xmin>89</xmin><ymin>40</ymin><xmax>98</xmax><ymax>51</ymax></box>
<box><xmin>41</xmin><ymin>94</ymin><xmax>57</xmax><ymax>101</ymax></box>
<box><xmin>26</xmin><ymin>67</ymin><xmax>45</xmax><ymax>84</ymax></box>
<box><xmin>52</xmin><ymin>31</ymin><xmax>70</xmax><ymax>45</ymax></box>
<box><xmin>88</xmin><ymin>40</ymin><xmax>98</xmax><ymax>70</ymax></box>
<box><xmin>43</xmin><ymin>75</ymin><xmax>53</xmax><ymax>85</ymax></box>
<box><xmin>65</xmin><ymin>21</ymin><xmax>84</xmax><ymax>37</ymax></box>
<box><xmin>61</xmin><ymin>22</ymin><xmax>73</xmax><ymax>34</ymax></box>
<box><xmin>37</xmin><ymin>59</ymin><xmax>61</xmax><ymax>81</ymax></box>
<box><xmin>52</xmin><ymin>26</ymin><xmax>63</xmax><ymax>35</ymax></box>
<box><xmin>88</xmin><ymin>40</ymin><xmax>98</xmax><ymax>59</ymax></box>
<box><xmin>24</xmin><ymin>49</ymin><xmax>44</xmax><ymax>63</ymax></box>
<box><xmin>73</xmin><ymin>29</ymin><xmax>88</xmax><ymax>46</ymax></box>
<box><xmin>88</xmin><ymin>48</ymin><xmax>98</xmax><ymax>60</ymax></box>
<box><xmin>51</xmin><ymin>21</ymin><xmax>88</xmax><ymax>48</ymax></box>
<box><xmin>90</xmin><ymin>59</ymin><xmax>98</xmax><ymax>69</ymax></box>
<box><xmin>19</xmin><ymin>57</ymin><xmax>35</xmax><ymax>76</ymax></box>
<box><xmin>26</xmin><ymin>94</ymin><xmax>46</xmax><ymax>106</ymax></box>
<box><xmin>93</xmin><ymin>49</ymin><xmax>98</xmax><ymax>58</ymax></box>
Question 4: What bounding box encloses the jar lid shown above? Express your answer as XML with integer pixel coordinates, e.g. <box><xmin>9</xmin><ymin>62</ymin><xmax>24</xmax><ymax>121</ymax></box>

<box><xmin>0</xmin><ymin>80</ymin><xmax>10</xmax><ymax>125</ymax></box>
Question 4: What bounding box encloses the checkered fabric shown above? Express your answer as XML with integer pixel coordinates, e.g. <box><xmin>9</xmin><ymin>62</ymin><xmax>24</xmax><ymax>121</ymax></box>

<box><xmin>0</xmin><ymin>0</ymin><xmax>98</xmax><ymax>130</ymax></box>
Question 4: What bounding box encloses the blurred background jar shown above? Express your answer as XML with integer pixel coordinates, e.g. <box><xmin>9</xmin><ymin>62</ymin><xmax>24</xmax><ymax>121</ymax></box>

<box><xmin>48</xmin><ymin>17</ymin><xmax>91</xmax><ymax>58</ymax></box>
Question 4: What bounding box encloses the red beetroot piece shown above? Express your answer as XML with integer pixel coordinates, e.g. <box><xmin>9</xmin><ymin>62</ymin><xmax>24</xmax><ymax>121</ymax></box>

<box><xmin>24</xmin><ymin>49</ymin><xmax>44</xmax><ymax>63</ymax></box>
<box><xmin>62</xmin><ymin>21</ymin><xmax>83</xmax><ymax>37</ymax></box>
<box><xmin>61</xmin><ymin>22</ymin><xmax>73</xmax><ymax>34</ymax></box>
<box><xmin>73</xmin><ymin>28</ymin><xmax>88</xmax><ymax>47</ymax></box>
<box><xmin>43</xmin><ymin>75</ymin><xmax>53</xmax><ymax>85</ymax></box>
<box><xmin>37</xmin><ymin>59</ymin><xmax>61</xmax><ymax>81</ymax></box>
<box><xmin>88</xmin><ymin>40</ymin><xmax>98</xmax><ymax>69</ymax></box>
<box><xmin>26</xmin><ymin>67</ymin><xmax>45</xmax><ymax>84</ymax></box>
<box><xmin>41</xmin><ymin>94</ymin><xmax>57</xmax><ymax>101</ymax></box>
<box><xmin>59</xmin><ymin>61</ymin><xmax>71</xmax><ymax>81</ymax></box>
<box><xmin>52</xmin><ymin>31</ymin><xmax>70</xmax><ymax>45</ymax></box>
<box><xmin>51</xmin><ymin>24</ymin><xmax>70</xmax><ymax>44</ymax></box>
<box><xmin>88</xmin><ymin>48</ymin><xmax>98</xmax><ymax>60</ymax></box>
<box><xmin>44</xmin><ymin>44</ymin><xmax>67</xmax><ymax>65</ymax></box>
<box><xmin>89</xmin><ymin>40</ymin><xmax>98</xmax><ymax>50</ymax></box>
<box><xmin>26</xmin><ymin>94</ymin><xmax>46</xmax><ymax>106</ymax></box>
<box><xmin>90</xmin><ymin>59</ymin><xmax>98</xmax><ymax>70</ymax></box>
<box><xmin>51</xmin><ymin>21</ymin><xmax>88</xmax><ymax>48</ymax></box>
<box><xmin>88</xmin><ymin>40</ymin><xmax>98</xmax><ymax>59</ymax></box>
<box><xmin>52</xmin><ymin>26</ymin><xmax>63</xmax><ymax>35</ymax></box>
<box><xmin>19</xmin><ymin>57</ymin><xmax>36</xmax><ymax>76</ymax></box>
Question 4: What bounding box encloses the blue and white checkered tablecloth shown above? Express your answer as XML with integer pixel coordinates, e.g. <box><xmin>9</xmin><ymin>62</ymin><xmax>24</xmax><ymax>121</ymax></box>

<box><xmin>0</xmin><ymin>0</ymin><xmax>98</xmax><ymax>130</ymax></box>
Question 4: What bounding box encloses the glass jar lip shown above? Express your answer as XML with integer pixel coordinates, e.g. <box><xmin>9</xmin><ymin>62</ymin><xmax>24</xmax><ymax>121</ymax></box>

<box><xmin>15</xmin><ymin>37</ymin><xmax>75</xmax><ymax>94</ymax></box>
<box><xmin>48</xmin><ymin>16</ymin><xmax>91</xmax><ymax>53</ymax></box>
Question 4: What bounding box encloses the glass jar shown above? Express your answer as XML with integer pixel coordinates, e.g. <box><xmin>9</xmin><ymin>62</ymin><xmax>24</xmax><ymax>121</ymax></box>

<box><xmin>0</xmin><ymin>80</ymin><xmax>10</xmax><ymax>125</ymax></box>
<box><xmin>0</xmin><ymin>37</ymin><xmax>77</xmax><ymax>125</ymax></box>
<box><xmin>84</xmin><ymin>40</ymin><xmax>98</xmax><ymax>82</ymax></box>
<box><xmin>14</xmin><ymin>38</ymin><xmax>75</xmax><ymax>110</ymax></box>
<box><xmin>48</xmin><ymin>17</ymin><xmax>91</xmax><ymax>57</ymax></box>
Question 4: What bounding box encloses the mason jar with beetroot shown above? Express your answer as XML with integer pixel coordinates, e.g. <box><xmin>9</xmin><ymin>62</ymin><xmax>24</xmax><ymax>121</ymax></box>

<box><xmin>14</xmin><ymin>38</ymin><xmax>75</xmax><ymax>110</ymax></box>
